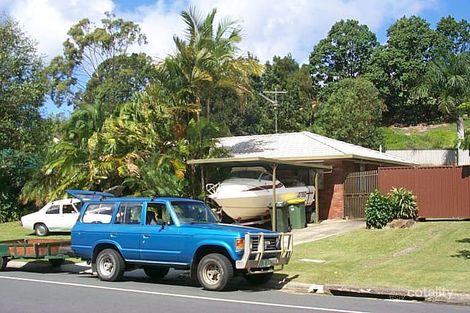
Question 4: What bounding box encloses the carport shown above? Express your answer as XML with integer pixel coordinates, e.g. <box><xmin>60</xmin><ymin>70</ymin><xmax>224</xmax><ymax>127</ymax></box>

<box><xmin>187</xmin><ymin>156</ymin><xmax>332</xmax><ymax>230</ymax></box>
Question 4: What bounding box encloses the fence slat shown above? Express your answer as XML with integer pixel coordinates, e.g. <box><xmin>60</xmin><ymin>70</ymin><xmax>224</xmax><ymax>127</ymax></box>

<box><xmin>344</xmin><ymin>170</ymin><xmax>378</xmax><ymax>219</ymax></box>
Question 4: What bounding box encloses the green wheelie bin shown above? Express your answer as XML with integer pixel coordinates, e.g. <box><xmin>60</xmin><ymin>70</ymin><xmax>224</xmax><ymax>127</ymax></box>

<box><xmin>287</xmin><ymin>198</ymin><xmax>306</xmax><ymax>229</ymax></box>
<box><xmin>269</xmin><ymin>201</ymin><xmax>290</xmax><ymax>232</ymax></box>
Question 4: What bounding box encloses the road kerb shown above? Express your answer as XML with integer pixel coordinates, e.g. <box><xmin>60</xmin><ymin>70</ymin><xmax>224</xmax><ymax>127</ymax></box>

<box><xmin>277</xmin><ymin>281</ymin><xmax>470</xmax><ymax>306</ymax></box>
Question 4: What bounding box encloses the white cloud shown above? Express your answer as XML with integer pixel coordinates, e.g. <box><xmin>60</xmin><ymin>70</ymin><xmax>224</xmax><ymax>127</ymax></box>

<box><xmin>0</xmin><ymin>0</ymin><xmax>437</xmax><ymax>63</ymax></box>
<box><xmin>2</xmin><ymin>0</ymin><xmax>115</xmax><ymax>59</ymax></box>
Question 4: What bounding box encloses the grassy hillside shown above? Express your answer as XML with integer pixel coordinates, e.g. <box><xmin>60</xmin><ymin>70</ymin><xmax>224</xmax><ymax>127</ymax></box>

<box><xmin>382</xmin><ymin>119</ymin><xmax>470</xmax><ymax>150</ymax></box>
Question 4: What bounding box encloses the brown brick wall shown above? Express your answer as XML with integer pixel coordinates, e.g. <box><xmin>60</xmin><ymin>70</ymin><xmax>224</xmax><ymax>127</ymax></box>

<box><xmin>318</xmin><ymin>160</ymin><xmax>380</xmax><ymax>220</ymax></box>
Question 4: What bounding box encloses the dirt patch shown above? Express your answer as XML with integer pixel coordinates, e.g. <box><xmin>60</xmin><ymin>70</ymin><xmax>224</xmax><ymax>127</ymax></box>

<box><xmin>391</xmin><ymin>123</ymin><xmax>450</xmax><ymax>134</ymax></box>
<box><xmin>393</xmin><ymin>246</ymin><xmax>417</xmax><ymax>257</ymax></box>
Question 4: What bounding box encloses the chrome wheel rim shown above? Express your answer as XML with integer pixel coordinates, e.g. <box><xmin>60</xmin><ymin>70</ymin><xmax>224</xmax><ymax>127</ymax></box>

<box><xmin>99</xmin><ymin>256</ymin><xmax>114</xmax><ymax>277</ymax></box>
<box><xmin>202</xmin><ymin>263</ymin><xmax>221</xmax><ymax>285</ymax></box>
<box><xmin>36</xmin><ymin>225</ymin><xmax>47</xmax><ymax>236</ymax></box>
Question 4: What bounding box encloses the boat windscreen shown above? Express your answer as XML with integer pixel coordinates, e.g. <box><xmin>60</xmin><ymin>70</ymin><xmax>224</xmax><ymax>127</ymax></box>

<box><xmin>230</xmin><ymin>170</ymin><xmax>264</xmax><ymax>179</ymax></box>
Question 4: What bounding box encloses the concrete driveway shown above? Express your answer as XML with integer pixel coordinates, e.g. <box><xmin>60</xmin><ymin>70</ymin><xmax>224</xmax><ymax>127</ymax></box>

<box><xmin>292</xmin><ymin>219</ymin><xmax>365</xmax><ymax>245</ymax></box>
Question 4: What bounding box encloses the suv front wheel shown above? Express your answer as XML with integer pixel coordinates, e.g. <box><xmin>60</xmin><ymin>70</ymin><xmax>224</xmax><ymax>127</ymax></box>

<box><xmin>197</xmin><ymin>253</ymin><xmax>233</xmax><ymax>291</ymax></box>
<box><xmin>96</xmin><ymin>249</ymin><xmax>125</xmax><ymax>282</ymax></box>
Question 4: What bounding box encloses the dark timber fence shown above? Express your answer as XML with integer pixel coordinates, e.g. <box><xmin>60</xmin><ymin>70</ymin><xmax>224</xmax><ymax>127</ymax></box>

<box><xmin>344</xmin><ymin>170</ymin><xmax>378</xmax><ymax>219</ymax></box>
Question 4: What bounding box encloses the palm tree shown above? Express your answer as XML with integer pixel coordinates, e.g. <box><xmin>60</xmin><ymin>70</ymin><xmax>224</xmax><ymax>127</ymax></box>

<box><xmin>420</xmin><ymin>52</ymin><xmax>470</xmax><ymax>163</ymax></box>
<box><xmin>158</xmin><ymin>7</ymin><xmax>262</xmax><ymax>121</ymax></box>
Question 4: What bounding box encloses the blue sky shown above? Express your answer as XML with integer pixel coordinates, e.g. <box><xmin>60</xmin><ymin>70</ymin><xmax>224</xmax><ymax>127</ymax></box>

<box><xmin>1</xmin><ymin>0</ymin><xmax>468</xmax><ymax>116</ymax></box>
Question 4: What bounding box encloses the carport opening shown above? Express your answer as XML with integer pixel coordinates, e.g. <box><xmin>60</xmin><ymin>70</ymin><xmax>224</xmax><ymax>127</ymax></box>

<box><xmin>187</xmin><ymin>157</ymin><xmax>332</xmax><ymax>230</ymax></box>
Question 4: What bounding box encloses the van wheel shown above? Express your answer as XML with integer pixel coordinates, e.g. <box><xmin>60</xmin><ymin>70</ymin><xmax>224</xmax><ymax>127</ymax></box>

<box><xmin>244</xmin><ymin>272</ymin><xmax>273</xmax><ymax>285</ymax></box>
<box><xmin>96</xmin><ymin>249</ymin><xmax>125</xmax><ymax>282</ymax></box>
<box><xmin>0</xmin><ymin>257</ymin><xmax>8</xmax><ymax>270</ymax></box>
<box><xmin>144</xmin><ymin>266</ymin><xmax>169</xmax><ymax>280</ymax></box>
<box><xmin>197</xmin><ymin>253</ymin><xmax>233</xmax><ymax>291</ymax></box>
<box><xmin>34</xmin><ymin>223</ymin><xmax>49</xmax><ymax>236</ymax></box>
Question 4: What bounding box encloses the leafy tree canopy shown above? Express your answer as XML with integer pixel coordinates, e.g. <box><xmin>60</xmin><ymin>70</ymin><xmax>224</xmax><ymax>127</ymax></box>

<box><xmin>365</xmin><ymin>16</ymin><xmax>437</xmax><ymax>124</ymax></box>
<box><xmin>313</xmin><ymin>77</ymin><xmax>385</xmax><ymax>149</ymax></box>
<box><xmin>47</xmin><ymin>12</ymin><xmax>147</xmax><ymax>107</ymax></box>
<box><xmin>309</xmin><ymin>19</ymin><xmax>378</xmax><ymax>94</ymax></box>
<box><xmin>0</xmin><ymin>16</ymin><xmax>47</xmax><ymax>152</ymax></box>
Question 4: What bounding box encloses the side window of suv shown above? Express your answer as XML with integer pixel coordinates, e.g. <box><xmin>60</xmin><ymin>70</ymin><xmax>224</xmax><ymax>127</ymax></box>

<box><xmin>146</xmin><ymin>203</ymin><xmax>170</xmax><ymax>225</ymax></box>
<box><xmin>82</xmin><ymin>203</ymin><xmax>114</xmax><ymax>224</ymax></box>
<box><xmin>115</xmin><ymin>203</ymin><xmax>143</xmax><ymax>225</ymax></box>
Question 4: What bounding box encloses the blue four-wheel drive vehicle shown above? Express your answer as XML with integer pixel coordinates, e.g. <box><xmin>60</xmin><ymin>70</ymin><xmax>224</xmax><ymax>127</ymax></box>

<box><xmin>68</xmin><ymin>190</ymin><xmax>293</xmax><ymax>291</ymax></box>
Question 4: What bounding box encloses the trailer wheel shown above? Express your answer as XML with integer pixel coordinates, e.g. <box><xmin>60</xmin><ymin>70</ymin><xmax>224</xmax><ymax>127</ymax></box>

<box><xmin>244</xmin><ymin>272</ymin><xmax>273</xmax><ymax>285</ymax></box>
<box><xmin>144</xmin><ymin>266</ymin><xmax>169</xmax><ymax>281</ymax></box>
<box><xmin>197</xmin><ymin>253</ymin><xmax>233</xmax><ymax>291</ymax></box>
<box><xmin>96</xmin><ymin>249</ymin><xmax>125</xmax><ymax>282</ymax></box>
<box><xmin>34</xmin><ymin>223</ymin><xmax>49</xmax><ymax>236</ymax></box>
<box><xmin>49</xmin><ymin>259</ymin><xmax>65</xmax><ymax>267</ymax></box>
<box><xmin>0</xmin><ymin>256</ymin><xmax>8</xmax><ymax>270</ymax></box>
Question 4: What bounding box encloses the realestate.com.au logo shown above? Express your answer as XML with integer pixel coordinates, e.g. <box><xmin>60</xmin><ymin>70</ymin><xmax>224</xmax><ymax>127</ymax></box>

<box><xmin>407</xmin><ymin>288</ymin><xmax>454</xmax><ymax>299</ymax></box>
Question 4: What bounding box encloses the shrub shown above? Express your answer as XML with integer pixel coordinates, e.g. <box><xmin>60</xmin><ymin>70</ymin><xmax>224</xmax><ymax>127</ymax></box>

<box><xmin>388</xmin><ymin>187</ymin><xmax>418</xmax><ymax>219</ymax></box>
<box><xmin>364</xmin><ymin>190</ymin><xmax>392</xmax><ymax>229</ymax></box>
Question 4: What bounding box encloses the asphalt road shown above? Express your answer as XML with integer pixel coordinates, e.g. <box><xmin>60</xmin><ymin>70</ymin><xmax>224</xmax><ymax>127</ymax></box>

<box><xmin>0</xmin><ymin>268</ymin><xmax>467</xmax><ymax>313</ymax></box>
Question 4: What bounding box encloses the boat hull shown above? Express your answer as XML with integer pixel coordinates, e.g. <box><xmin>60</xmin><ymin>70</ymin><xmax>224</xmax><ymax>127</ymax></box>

<box><xmin>210</xmin><ymin>187</ymin><xmax>310</xmax><ymax>221</ymax></box>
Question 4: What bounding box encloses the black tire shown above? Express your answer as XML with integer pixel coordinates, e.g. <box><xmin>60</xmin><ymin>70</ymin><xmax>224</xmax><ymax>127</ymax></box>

<box><xmin>144</xmin><ymin>266</ymin><xmax>170</xmax><ymax>281</ymax></box>
<box><xmin>0</xmin><ymin>256</ymin><xmax>8</xmax><ymax>270</ymax></box>
<box><xmin>34</xmin><ymin>223</ymin><xmax>49</xmax><ymax>236</ymax></box>
<box><xmin>49</xmin><ymin>259</ymin><xmax>65</xmax><ymax>267</ymax></box>
<box><xmin>96</xmin><ymin>249</ymin><xmax>125</xmax><ymax>282</ymax></box>
<box><xmin>197</xmin><ymin>253</ymin><xmax>234</xmax><ymax>291</ymax></box>
<box><xmin>244</xmin><ymin>272</ymin><xmax>273</xmax><ymax>285</ymax></box>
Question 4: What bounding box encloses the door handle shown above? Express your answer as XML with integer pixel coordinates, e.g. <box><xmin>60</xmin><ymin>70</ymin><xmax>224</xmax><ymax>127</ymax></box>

<box><xmin>110</xmin><ymin>233</ymin><xmax>117</xmax><ymax>238</ymax></box>
<box><xmin>143</xmin><ymin>234</ymin><xmax>150</xmax><ymax>239</ymax></box>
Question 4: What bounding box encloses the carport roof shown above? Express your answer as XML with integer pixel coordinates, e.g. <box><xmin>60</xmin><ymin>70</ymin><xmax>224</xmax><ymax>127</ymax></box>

<box><xmin>188</xmin><ymin>131</ymin><xmax>415</xmax><ymax>166</ymax></box>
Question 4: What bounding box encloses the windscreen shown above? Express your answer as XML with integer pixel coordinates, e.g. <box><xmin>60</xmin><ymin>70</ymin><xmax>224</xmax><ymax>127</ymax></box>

<box><xmin>171</xmin><ymin>201</ymin><xmax>218</xmax><ymax>224</ymax></box>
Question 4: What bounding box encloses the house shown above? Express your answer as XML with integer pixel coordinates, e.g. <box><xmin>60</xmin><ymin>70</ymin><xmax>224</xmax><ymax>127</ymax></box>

<box><xmin>189</xmin><ymin>131</ymin><xmax>415</xmax><ymax>221</ymax></box>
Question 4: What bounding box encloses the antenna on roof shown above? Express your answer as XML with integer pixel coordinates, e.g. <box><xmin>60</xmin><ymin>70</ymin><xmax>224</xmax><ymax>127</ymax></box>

<box><xmin>258</xmin><ymin>87</ymin><xmax>287</xmax><ymax>134</ymax></box>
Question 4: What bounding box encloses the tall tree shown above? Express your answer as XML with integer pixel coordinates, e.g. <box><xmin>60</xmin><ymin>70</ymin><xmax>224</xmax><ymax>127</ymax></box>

<box><xmin>309</xmin><ymin>19</ymin><xmax>378</xmax><ymax>94</ymax></box>
<box><xmin>0</xmin><ymin>16</ymin><xmax>50</xmax><ymax>220</ymax></box>
<box><xmin>366</xmin><ymin>16</ymin><xmax>436</xmax><ymax>124</ymax></box>
<box><xmin>435</xmin><ymin>16</ymin><xmax>469</xmax><ymax>56</ymax></box>
<box><xmin>313</xmin><ymin>77</ymin><xmax>385</xmax><ymax>149</ymax></box>
<box><xmin>158</xmin><ymin>7</ymin><xmax>262</xmax><ymax>122</ymax></box>
<box><xmin>0</xmin><ymin>17</ymin><xmax>47</xmax><ymax>152</ymax></box>
<box><xmin>47</xmin><ymin>12</ymin><xmax>147</xmax><ymax>108</ymax></box>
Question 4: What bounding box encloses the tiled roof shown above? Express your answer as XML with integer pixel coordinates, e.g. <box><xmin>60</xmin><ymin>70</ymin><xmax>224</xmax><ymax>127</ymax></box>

<box><xmin>216</xmin><ymin>131</ymin><xmax>414</xmax><ymax>165</ymax></box>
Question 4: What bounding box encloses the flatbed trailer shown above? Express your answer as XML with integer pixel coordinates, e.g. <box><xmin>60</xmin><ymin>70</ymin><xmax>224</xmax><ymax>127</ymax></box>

<box><xmin>0</xmin><ymin>238</ymin><xmax>71</xmax><ymax>270</ymax></box>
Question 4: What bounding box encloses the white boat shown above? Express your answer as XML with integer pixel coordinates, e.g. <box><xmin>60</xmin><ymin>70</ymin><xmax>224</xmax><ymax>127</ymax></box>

<box><xmin>206</xmin><ymin>167</ymin><xmax>315</xmax><ymax>221</ymax></box>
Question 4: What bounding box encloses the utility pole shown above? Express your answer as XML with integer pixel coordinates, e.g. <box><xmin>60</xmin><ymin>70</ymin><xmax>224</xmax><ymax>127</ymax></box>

<box><xmin>258</xmin><ymin>88</ymin><xmax>287</xmax><ymax>133</ymax></box>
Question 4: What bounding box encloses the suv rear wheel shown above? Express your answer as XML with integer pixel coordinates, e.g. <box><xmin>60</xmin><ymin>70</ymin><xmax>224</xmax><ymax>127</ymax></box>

<box><xmin>197</xmin><ymin>253</ymin><xmax>233</xmax><ymax>291</ymax></box>
<box><xmin>144</xmin><ymin>266</ymin><xmax>169</xmax><ymax>280</ymax></box>
<box><xmin>96</xmin><ymin>249</ymin><xmax>125</xmax><ymax>281</ymax></box>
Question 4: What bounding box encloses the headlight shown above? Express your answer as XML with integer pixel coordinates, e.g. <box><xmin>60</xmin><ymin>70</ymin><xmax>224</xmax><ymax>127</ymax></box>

<box><xmin>235</xmin><ymin>238</ymin><xmax>245</xmax><ymax>252</ymax></box>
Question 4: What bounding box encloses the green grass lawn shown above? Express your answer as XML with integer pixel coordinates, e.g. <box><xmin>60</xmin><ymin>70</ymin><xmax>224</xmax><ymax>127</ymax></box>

<box><xmin>382</xmin><ymin>119</ymin><xmax>470</xmax><ymax>150</ymax></box>
<box><xmin>282</xmin><ymin>222</ymin><xmax>470</xmax><ymax>293</ymax></box>
<box><xmin>0</xmin><ymin>221</ymin><xmax>70</xmax><ymax>241</ymax></box>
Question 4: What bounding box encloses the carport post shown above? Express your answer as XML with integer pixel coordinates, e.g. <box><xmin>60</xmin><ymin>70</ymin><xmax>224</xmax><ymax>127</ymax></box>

<box><xmin>271</xmin><ymin>163</ymin><xmax>278</xmax><ymax>231</ymax></box>
<box><xmin>315</xmin><ymin>171</ymin><xmax>319</xmax><ymax>223</ymax></box>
